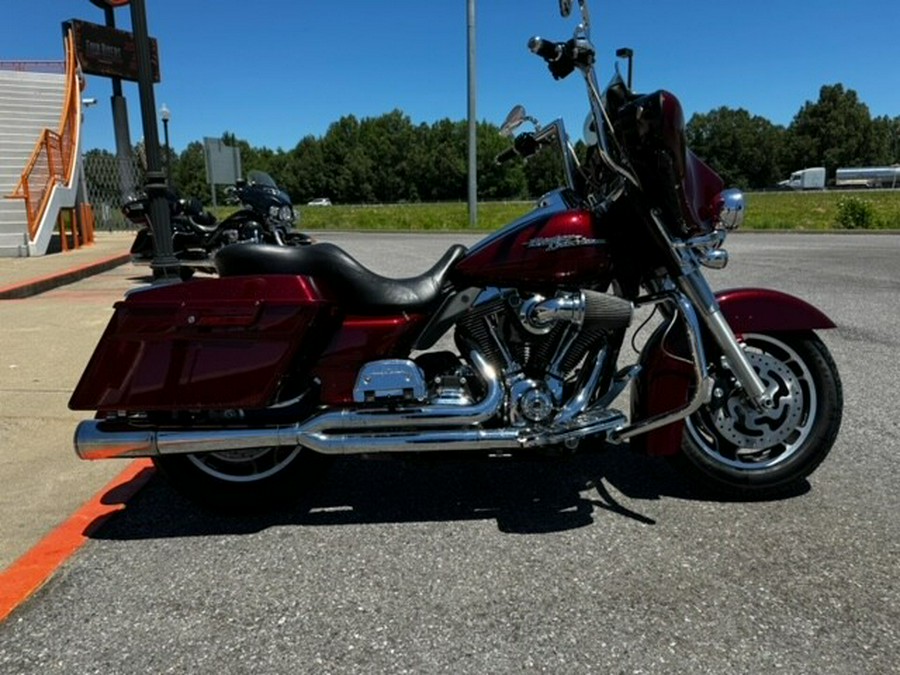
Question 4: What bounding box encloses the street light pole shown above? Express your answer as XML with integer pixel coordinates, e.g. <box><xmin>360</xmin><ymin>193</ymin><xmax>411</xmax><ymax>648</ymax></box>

<box><xmin>160</xmin><ymin>103</ymin><xmax>172</xmax><ymax>187</ymax></box>
<box><xmin>466</xmin><ymin>0</ymin><xmax>477</xmax><ymax>228</ymax></box>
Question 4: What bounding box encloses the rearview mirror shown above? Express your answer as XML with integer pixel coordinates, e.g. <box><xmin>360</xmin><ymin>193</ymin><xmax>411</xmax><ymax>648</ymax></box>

<box><xmin>559</xmin><ymin>0</ymin><xmax>573</xmax><ymax>17</ymax></box>
<box><xmin>500</xmin><ymin>105</ymin><xmax>527</xmax><ymax>137</ymax></box>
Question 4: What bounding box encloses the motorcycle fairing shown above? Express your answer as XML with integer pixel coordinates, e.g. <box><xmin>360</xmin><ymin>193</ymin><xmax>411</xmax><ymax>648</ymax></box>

<box><xmin>630</xmin><ymin>287</ymin><xmax>836</xmax><ymax>456</ymax></box>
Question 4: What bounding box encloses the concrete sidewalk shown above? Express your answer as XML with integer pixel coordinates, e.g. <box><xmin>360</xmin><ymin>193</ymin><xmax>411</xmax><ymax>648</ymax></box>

<box><xmin>0</xmin><ymin>232</ymin><xmax>134</xmax><ymax>299</ymax></box>
<box><xmin>0</xmin><ymin>231</ymin><xmax>142</xmax><ymax>571</ymax></box>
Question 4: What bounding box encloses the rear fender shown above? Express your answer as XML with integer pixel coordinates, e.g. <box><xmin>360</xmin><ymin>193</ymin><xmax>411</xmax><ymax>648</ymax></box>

<box><xmin>630</xmin><ymin>288</ymin><xmax>835</xmax><ymax>456</ymax></box>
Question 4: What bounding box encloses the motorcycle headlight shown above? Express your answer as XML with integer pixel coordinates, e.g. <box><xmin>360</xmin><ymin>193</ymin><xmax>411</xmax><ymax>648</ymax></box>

<box><xmin>279</xmin><ymin>205</ymin><xmax>295</xmax><ymax>223</ymax></box>
<box><xmin>717</xmin><ymin>189</ymin><xmax>745</xmax><ymax>231</ymax></box>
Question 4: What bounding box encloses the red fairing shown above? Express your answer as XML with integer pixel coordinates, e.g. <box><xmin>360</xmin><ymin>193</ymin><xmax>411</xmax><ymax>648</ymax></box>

<box><xmin>69</xmin><ymin>276</ymin><xmax>339</xmax><ymax>411</ymax></box>
<box><xmin>652</xmin><ymin>92</ymin><xmax>724</xmax><ymax>233</ymax></box>
<box><xmin>630</xmin><ymin>288</ymin><xmax>836</xmax><ymax>456</ymax></box>
<box><xmin>682</xmin><ymin>150</ymin><xmax>724</xmax><ymax>233</ymax></box>
<box><xmin>453</xmin><ymin>209</ymin><xmax>612</xmax><ymax>288</ymax></box>
<box><xmin>312</xmin><ymin>314</ymin><xmax>428</xmax><ymax>404</ymax></box>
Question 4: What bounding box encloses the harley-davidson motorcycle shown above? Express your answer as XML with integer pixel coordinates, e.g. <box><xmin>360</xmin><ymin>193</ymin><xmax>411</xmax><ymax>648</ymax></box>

<box><xmin>70</xmin><ymin>0</ymin><xmax>842</xmax><ymax>509</ymax></box>
<box><xmin>129</xmin><ymin>170</ymin><xmax>311</xmax><ymax>279</ymax></box>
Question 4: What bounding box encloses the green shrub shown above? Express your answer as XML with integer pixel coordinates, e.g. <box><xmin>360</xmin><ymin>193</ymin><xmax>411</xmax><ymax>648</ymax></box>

<box><xmin>836</xmin><ymin>196</ymin><xmax>876</xmax><ymax>229</ymax></box>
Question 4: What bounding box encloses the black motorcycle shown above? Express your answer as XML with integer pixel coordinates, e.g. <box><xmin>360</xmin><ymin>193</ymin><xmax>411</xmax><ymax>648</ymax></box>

<box><xmin>128</xmin><ymin>170</ymin><xmax>311</xmax><ymax>278</ymax></box>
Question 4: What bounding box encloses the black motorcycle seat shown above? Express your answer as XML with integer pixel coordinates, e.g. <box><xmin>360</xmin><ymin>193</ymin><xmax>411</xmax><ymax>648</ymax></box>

<box><xmin>187</xmin><ymin>216</ymin><xmax>219</xmax><ymax>233</ymax></box>
<box><xmin>214</xmin><ymin>242</ymin><xmax>468</xmax><ymax>313</ymax></box>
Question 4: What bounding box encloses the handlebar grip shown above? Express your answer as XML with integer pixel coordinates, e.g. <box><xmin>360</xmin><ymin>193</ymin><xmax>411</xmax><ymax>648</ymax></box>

<box><xmin>528</xmin><ymin>36</ymin><xmax>563</xmax><ymax>61</ymax></box>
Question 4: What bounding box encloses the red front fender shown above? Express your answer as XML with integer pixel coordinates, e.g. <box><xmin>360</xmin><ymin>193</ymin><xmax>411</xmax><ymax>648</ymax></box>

<box><xmin>716</xmin><ymin>287</ymin><xmax>835</xmax><ymax>334</ymax></box>
<box><xmin>630</xmin><ymin>288</ymin><xmax>835</xmax><ymax>456</ymax></box>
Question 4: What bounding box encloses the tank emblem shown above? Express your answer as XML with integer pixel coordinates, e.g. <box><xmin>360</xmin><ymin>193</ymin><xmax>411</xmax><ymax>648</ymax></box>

<box><xmin>525</xmin><ymin>235</ymin><xmax>605</xmax><ymax>251</ymax></box>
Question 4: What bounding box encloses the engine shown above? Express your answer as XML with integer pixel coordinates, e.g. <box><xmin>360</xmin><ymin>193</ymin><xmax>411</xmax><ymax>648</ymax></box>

<box><xmin>350</xmin><ymin>287</ymin><xmax>632</xmax><ymax>430</ymax></box>
<box><xmin>453</xmin><ymin>288</ymin><xmax>633</xmax><ymax>426</ymax></box>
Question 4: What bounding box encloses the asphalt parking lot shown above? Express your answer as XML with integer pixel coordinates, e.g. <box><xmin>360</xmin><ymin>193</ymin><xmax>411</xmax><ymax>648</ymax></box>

<box><xmin>1</xmin><ymin>232</ymin><xmax>898</xmax><ymax>674</ymax></box>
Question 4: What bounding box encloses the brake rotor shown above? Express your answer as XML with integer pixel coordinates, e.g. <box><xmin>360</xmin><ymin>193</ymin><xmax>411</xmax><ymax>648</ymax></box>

<box><xmin>710</xmin><ymin>351</ymin><xmax>804</xmax><ymax>450</ymax></box>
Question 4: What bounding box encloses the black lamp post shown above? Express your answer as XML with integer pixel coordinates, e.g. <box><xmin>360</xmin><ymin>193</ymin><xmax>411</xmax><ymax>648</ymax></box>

<box><xmin>160</xmin><ymin>103</ymin><xmax>172</xmax><ymax>186</ymax></box>
<box><xmin>129</xmin><ymin>0</ymin><xmax>178</xmax><ymax>280</ymax></box>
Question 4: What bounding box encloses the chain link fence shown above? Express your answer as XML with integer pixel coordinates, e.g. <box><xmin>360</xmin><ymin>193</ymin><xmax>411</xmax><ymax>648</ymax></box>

<box><xmin>83</xmin><ymin>151</ymin><xmax>144</xmax><ymax>231</ymax></box>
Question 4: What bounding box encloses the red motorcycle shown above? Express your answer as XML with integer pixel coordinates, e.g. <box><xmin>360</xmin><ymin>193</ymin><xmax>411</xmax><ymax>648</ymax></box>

<box><xmin>69</xmin><ymin>0</ymin><xmax>842</xmax><ymax>509</ymax></box>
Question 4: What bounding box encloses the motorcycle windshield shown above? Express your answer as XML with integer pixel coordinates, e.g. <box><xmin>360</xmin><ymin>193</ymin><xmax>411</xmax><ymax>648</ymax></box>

<box><xmin>246</xmin><ymin>170</ymin><xmax>279</xmax><ymax>189</ymax></box>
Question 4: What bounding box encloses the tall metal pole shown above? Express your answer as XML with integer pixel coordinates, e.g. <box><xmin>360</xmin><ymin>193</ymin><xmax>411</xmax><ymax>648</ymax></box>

<box><xmin>102</xmin><ymin>6</ymin><xmax>136</xmax><ymax>206</ymax></box>
<box><xmin>160</xmin><ymin>103</ymin><xmax>172</xmax><ymax>187</ymax></box>
<box><xmin>466</xmin><ymin>0</ymin><xmax>477</xmax><ymax>227</ymax></box>
<box><xmin>129</xmin><ymin>0</ymin><xmax>178</xmax><ymax>280</ymax></box>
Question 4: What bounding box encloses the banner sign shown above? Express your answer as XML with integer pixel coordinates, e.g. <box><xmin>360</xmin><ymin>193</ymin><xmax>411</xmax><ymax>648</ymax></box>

<box><xmin>67</xmin><ymin>19</ymin><xmax>160</xmax><ymax>83</ymax></box>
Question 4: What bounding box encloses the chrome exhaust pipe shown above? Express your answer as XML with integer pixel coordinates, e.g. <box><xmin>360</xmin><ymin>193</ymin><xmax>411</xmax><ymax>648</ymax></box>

<box><xmin>73</xmin><ymin>345</ymin><xmax>632</xmax><ymax>461</ymax></box>
<box><xmin>74</xmin><ymin>351</ymin><xmax>508</xmax><ymax>460</ymax></box>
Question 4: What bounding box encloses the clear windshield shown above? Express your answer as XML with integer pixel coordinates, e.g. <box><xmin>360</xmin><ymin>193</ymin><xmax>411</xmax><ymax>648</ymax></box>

<box><xmin>246</xmin><ymin>170</ymin><xmax>278</xmax><ymax>188</ymax></box>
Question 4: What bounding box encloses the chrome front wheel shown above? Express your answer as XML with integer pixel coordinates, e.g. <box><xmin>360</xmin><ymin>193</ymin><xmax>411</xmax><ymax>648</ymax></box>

<box><xmin>678</xmin><ymin>332</ymin><xmax>842</xmax><ymax>497</ymax></box>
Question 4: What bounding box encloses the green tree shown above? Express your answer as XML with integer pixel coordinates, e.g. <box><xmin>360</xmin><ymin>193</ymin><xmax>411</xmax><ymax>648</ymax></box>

<box><xmin>686</xmin><ymin>107</ymin><xmax>786</xmax><ymax>189</ymax></box>
<box><xmin>174</xmin><ymin>141</ymin><xmax>209</xmax><ymax>204</ymax></box>
<box><xmin>786</xmin><ymin>84</ymin><xmax>886</xmax><ymax>178</ymax></box>
<box><xmin>411</xmin><ymin>118</ymin><xmax>467</xmax><ymax>202</ymax></box>
<box><xmin>476</xmin><ymin>121</ymin><xmax>527</xmax><ymax>200</ymax></box>
<box><xmin>283</xmin><ymin>135</ymin><xmax>327</xmax><ymax>203</ymax></box>
<box><xmin>320</xmin><ymin>115</ymin><xmax>377</xmax><ymax>203</ymax></box>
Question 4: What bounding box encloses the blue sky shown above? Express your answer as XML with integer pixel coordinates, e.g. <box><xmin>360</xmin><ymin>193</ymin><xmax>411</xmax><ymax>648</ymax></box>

<box><xmin>2</xmin><ymin>1</ymin><xmax>898</xmax><ymax>154</ymax></box>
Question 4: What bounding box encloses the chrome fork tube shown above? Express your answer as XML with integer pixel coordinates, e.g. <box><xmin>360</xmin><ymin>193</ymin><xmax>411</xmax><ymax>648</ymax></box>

<box><xmin>612</xmin><ymin>292</ymin><xmax>712</xmax><ymax>442</ymax></box>
<box><xmin>677</xmin><ymin>270</ymin><xmax>773</xmax><ymax>409</ymax></box>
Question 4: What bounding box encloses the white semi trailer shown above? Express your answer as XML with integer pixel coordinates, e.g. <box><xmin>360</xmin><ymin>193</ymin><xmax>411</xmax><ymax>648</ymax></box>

<box><xmin>835</xmin><ymin>166</ymin><xmax>900</xmax><ymax>189</ymax></box>
<box><xmin>778</xmin><ymin>167</ymin><xmax>826</xmax><ymax>190</ymax></box>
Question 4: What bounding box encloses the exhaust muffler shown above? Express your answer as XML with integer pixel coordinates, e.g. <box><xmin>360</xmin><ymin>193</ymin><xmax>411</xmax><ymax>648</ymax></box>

<box><xmin>74</xmin><ymin>351</ymin><xmax>511</xmax><ymax>460</ymax></box>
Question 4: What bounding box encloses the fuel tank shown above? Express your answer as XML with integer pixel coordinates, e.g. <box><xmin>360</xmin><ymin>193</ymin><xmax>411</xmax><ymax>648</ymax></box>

<box><xmin>452</xmin><ymin>190</ymin><xmax>613</xmax><ymax>288</ymax></box>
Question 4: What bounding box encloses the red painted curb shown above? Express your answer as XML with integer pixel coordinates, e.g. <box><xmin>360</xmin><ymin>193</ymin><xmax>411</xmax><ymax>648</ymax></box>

<box><xmin>0</xmin><ymin>252</ymin><xmax>131</xmax><ymax>300</ymax></box>
<box><xmin>0</xmin><ymin>460</ymin><xmax>155</xmax><ymax>622</ymax></box>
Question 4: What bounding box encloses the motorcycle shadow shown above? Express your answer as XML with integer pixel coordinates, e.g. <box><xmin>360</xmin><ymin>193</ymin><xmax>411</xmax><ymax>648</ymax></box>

<box><xmin>92</xmin><ymin>444</ymin><xmax>809</xmax><ymax>541</ymax></box>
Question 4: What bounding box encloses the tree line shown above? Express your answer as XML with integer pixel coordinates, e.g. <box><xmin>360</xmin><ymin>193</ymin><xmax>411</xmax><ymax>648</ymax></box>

<box><xmin>687</xmin><ymin>84</ymin><xmax>900</xmax><ymax>189</ymax></box>
<box><xmin>84</xmin><ymin>83</ymin><xmax>900</xmax><ymax>207</ymax></box>
<box><xmin>85</xmin><ymin>110</ymin><xmax>575</xmax><ymax>207</ymax></box>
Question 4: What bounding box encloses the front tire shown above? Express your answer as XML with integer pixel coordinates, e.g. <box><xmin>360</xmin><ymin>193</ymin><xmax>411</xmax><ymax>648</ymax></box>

<box><xmin>676</xmin><ymin>331</ymin><xmax>842</xmax><ymax>498</ymax></box>
<box><xmin>153</xmin><ymin>445</ymin><xmax>331</xmax><ymax>511</ymax></box>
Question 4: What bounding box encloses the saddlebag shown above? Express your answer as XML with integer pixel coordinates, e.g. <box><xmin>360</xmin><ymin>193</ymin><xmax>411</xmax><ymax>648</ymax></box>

<box><xmin>69</xmin><ymin>276</ymin><xmax>337</xmax><ymax>411</ymax></box>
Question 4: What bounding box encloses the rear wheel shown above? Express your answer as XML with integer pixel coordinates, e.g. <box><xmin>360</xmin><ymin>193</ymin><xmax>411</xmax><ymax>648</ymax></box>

<box><xmin>153</xmin><ymin>445</ymin><xmax>331</xmax><ymax>511</ymax></box>
<box><xmin>675</xmin><ymin>331</ymin><xmax>842</xmax><ymax>498</ymax></box>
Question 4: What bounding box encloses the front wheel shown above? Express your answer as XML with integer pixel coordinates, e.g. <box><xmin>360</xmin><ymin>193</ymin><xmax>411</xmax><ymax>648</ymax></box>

<box><xmin>153</xmin><ymin>446</ymin><xmax>331</xmax><ymax>511</ymax></box>
<box><xmin>675</xmin><ymin>331</ymin><xmax>842</xmax><ymax>498</ymax></box>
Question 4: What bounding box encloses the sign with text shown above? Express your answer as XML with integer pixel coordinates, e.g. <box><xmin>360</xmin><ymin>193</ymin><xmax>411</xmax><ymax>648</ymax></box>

<box><xmin>67</xmin><ymin>19</ymin><xmax>159</xmax><ymax>83</ymax></box>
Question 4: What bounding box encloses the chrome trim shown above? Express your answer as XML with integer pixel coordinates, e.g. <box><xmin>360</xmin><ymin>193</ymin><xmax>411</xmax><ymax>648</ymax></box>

<box><xmin>698</xmin><ymin>248</ymin><xmax>728</xmax><ymax>270</ymax></box>
<box><xmin>610</xmin><ymin>293</ymin><xmax>714</xmax><ymax>443</ymax></box>
<box><xmin>554</xmin><ymin>346</ymin><xmax>607</xmax><ymax>425</ymax></box>
<box><xmin>353</xmin><ymin>359</ymin><xmax>428</xmax><ymax>403</ymax></box>
<box><xmin>718</xmin><ymin>188</ymin><xmax>745</xmax><ymax>230</ymax></box>
<box><xmin>677</xmin><ymin>270</ymin><xmax>772</xmax><ymax>408</ymax></box>
<box><xmin>519</xmin><ymin>291</ymin><xmax>585</xmax><ymax>335</ymax></box>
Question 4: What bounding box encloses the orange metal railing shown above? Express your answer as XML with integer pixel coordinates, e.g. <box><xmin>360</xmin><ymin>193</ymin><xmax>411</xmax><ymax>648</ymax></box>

<box><xmin>7</xmin><ymin>30</ymin><xmax>92</xmax><ymax>248</ymax></box>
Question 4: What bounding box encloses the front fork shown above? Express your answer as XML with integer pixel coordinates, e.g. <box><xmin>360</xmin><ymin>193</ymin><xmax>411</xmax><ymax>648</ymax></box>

<box><xmin>676</xmin><ymin>269</ymin><xmax>775</xmax><ymax>410</ymax></box>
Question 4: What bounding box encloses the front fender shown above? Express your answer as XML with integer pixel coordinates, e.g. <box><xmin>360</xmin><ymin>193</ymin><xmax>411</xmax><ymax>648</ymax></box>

<box><xmin>717</xmin><ymin>287</ymin><xmax>835</xmax><ymax>334</ymax></box>
<box><xmin>630</xmin><ymin>287</ymin><xmax>835</xmax><ymax>456</ymax></box>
